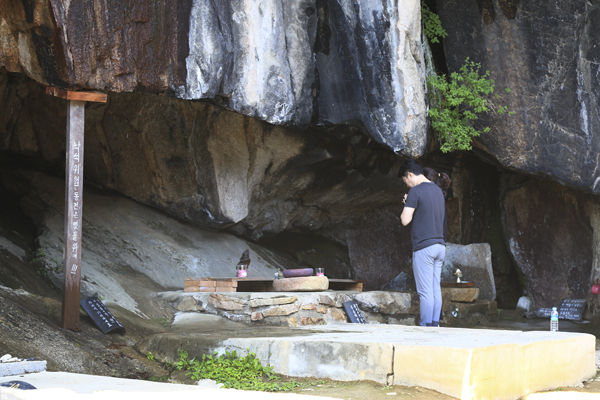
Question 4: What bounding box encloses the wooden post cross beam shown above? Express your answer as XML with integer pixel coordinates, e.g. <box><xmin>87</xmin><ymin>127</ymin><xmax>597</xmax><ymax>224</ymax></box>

<box><xmin>46</xmin><ymin>87</ymin><xmax>107</xmax><ymax>331</ymax></box>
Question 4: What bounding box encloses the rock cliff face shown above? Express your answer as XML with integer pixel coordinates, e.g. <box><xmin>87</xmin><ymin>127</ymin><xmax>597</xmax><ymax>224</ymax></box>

<box><xmin>434</xmin><ymin>0</ymin><xmax>600</xmax><ymax>308</ymax></box>
<box><xmin>2</xmin><ymin>0</ymin><xmax>600</xmax><ymax>309</ymax></box>
<box><xmin>435</xmin><ymin>0</ymin><xmax>600</xmax><ymax>193</ymax></box>
<box><xmin>502</xmin><ymin>177</ymin><xmax>594</xmax><ymax>307</ymax></box>
<box><xmin>313</xmin><ymin>1</ymin><xmax>427</xmax><ymax>155</ymax></box>
<box><xmin>0</xmin><ymin>0</ymin><xmax>427</xmax><ymax>157</ymax></box>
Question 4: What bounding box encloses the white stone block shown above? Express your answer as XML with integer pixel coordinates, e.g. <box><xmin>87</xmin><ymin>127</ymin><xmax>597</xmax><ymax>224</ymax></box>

<box><xmin>0</xmin><ymin>360</ymin><xmax>47</xmax><ymax>377</ymax></box>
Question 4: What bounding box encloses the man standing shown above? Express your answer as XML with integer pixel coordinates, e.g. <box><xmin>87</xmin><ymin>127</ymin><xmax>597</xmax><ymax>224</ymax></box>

<box><xmin>401</xmin><ymin>160</ymin><xmax>446</xmax><ymax>327</ymax></box>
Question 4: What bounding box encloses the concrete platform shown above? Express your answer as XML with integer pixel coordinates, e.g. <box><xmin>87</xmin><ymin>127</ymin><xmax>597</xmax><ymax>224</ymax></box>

<box><xmin>215</xmin><ymin>324</ymin><xmax>596</xmax><ymax>400</ymax></box>
<box><xmin>0</xmin><ymin>371</ymin><xmax>332</xmax><ymax>400</ymax></box>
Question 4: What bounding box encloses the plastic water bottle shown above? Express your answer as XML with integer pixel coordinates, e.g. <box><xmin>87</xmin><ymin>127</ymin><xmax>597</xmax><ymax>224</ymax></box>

<box><xmin>550</xmin><ymin>307</ymin><xmax>559</xmax><ymax>332</ymax></box>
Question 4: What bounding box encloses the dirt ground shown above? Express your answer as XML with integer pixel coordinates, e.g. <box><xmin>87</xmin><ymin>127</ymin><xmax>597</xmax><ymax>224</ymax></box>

<box><xmin>291</xmin><ymin>379</ymin><xmax>600</xmax><ymax>400</ymax></box>
<box><xmin>294</xmin><ymin>380</ymin><xmax>455</xmax><ymax>400</ymax></box>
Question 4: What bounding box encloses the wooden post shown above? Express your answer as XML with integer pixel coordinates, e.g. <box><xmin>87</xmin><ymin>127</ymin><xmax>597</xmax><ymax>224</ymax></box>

<box><xmin>46</xmin><ymin>87</ymin><xmax>107</xmax><ymax>331</ymax></box>
<box><xmin>62</xmin><ymin>100</ymin><xmax>85</xmax><ymax>330</ymax></box>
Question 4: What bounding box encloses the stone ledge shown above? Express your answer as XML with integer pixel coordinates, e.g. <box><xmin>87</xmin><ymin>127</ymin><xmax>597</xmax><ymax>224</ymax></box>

<box><xmin>168</xmin><ymin>290</ymin><xmax>497</xmax><ymax>327</ymax></box>
<box><xmin>159</xmin><ymin>290</ymin><xmax>414</xmax><ymax>326</ymax></box>
<box><xmin>0</xmin><ymin>360</ymin><xmax>47</xmax><ymax>377</ymax></box>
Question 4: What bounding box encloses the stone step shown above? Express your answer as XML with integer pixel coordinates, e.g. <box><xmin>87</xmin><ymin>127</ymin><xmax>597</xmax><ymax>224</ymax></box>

<box><xmin>215</xmin><ymin>325</ymin><xmax>595</xmax><ymax>400</ymax></box>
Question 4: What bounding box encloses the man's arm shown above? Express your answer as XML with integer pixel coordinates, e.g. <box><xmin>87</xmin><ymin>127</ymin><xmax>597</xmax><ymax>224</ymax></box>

<box><xmin>401</xmin><ymin>207</ymin><xmax>415</xmax><ymax>226</ymax></box>
<box><xmin>443</xmin><ymin>212</ymin><xmax>448</xmax><ymax>241</ymax></box>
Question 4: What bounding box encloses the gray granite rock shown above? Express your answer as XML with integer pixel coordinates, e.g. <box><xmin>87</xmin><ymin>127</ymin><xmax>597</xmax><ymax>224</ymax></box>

<box><xmin>502</xmin><ymin>179</ymin><xmax>593</xmax><ymax>308</ymax></box>
<box><xmin>354</xmin><ymin>291</ymin><xmax>412</xmax><ymax>315</ymax></box>
<box><xmin>176</xmin><ymin>296</ymin><xmax>205</xmax><ymax>312</ymax></box>
<box><xmin>1</xmin><ymin>0</ymin><xmax>427</xmax><ymax>156</ymax></box>
<box><xmin>314</xmin><ymin>0</ymin><xmax>427</xmax><ymax>155</ymax></box>
<box><xmin>382</xmin><ymin>272</ymin><xmax>410</xmax><ymax>292</ymax></box>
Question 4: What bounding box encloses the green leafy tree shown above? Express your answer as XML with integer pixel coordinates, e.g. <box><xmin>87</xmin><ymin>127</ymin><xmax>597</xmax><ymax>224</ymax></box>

<box><xmin>427</xmin><ymin>58</ymin><xmax>511</xmax><ymax>153</ymax></box>
<box><xmin>422</xmin><ymin>3</ymin><xmax>447</xmax><ymax>44</ymax></box>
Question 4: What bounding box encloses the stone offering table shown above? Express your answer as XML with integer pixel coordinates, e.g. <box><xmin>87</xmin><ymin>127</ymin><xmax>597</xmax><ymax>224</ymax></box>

<box><xmin>272</xmin><ymin>276</ymin><xmax>329</xmax><ymax>292</ymax></box>
<box><xmin>442</xmin><ymin>281</ymin><xmax>480</xmax><ymax>303</ymax></box>
<box><xmin>441</xmin><ymin>282</ymin><xmax>498</xmax><ymax>320</ymax></box>
<box><xmin>184</xmin><ymin>277</ymin><xmax>363</xmax><ymax>293</ymax></box>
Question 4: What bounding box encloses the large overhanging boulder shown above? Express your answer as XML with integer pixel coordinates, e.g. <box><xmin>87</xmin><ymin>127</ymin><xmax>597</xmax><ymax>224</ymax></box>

<box><xmin>0</xmin><ymin>71</ymin><xmax>404</xmax><ymax>231</ymax></box>
<box><xmin>0</xmin><ymin>72</ymin><xmax>410</xmax><ymax>291</ymax></box>
<box><xmin>0</xmin><ymin>0</ymin><xmax>427</xmax><ymax>157</ymax></box>
<box><xmin>435</xmin><ymin>0</ymin><xmax>600</xmax><ymax>192</ymax></box>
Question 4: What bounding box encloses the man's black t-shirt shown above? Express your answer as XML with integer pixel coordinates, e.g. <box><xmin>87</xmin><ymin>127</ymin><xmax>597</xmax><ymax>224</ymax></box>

<box><xmin>405</xmin><ymin>182</ymin><xmax>446</xmax><ymax>251</ymax></box>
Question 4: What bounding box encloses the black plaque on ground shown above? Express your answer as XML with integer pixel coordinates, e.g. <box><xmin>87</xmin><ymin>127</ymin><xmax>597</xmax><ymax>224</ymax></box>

<box><xmin>558</xmin><ymin>299</ymin><xmax>586</xmax><ymax>321</ymax></box>
<box><xmin>535</xmin><ymin>307</ymin><xmax>552</xmax><ymax>318</ymax></box>
<box><xmin>343</xmin><ymin>300</ymin><xmax>367</xmax><ymax>324</ymax></box>
<box><xmin>80</xmin><ymin>296</ymin><xmax>125</xmax><ymax>334</ymax></box>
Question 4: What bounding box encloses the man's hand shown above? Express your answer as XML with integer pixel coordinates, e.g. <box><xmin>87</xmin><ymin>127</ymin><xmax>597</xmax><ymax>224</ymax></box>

<box><xmin>401</xmin><ymin>193</ymin><xmax>414</xmax><ymax>226</ymax></box>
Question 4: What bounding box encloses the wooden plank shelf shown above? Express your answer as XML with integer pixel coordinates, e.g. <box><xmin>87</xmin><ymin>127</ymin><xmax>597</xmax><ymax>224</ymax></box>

<box><xmin>46</xmin><ymin>87</ymin><xmax>108</xmax><ymax>103</ymax></box>
<box><xmin>441</xmin><ymin>281</ymin><xmax>474</xmax><ymax>288</ymax></box>
<box><xmin>184</xmin><ymin>277</ymin><xmax>363</xmax><ymax>293</ymax></box>
<box><xmin>329</xmin><ymin>279</ymin><xmax>363</xmax><ymax>292</ymax></box>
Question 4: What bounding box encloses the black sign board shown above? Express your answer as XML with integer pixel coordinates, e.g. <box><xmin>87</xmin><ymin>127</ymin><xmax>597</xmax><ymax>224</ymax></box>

<box><xmin>343</xmin><ymin>300</ymin><xmax>367</xmax><ymax>324</ymax></box>
<box><xmin>534</xmin><ymin>307</ymin><xmax>552</xmax><ymax>318</ymax></box>
<box><xmin>80</xmin><ymin>296</ymin><xmax>125</xmax><ymax>334</ymax></box>
<box><xmin>0</xmin><ymin>381</ymin><xmax>37</xmax><ymax>390</ymax></box>
<box><xmin>535</xmin><ymin>298</ymin><xmax>586</xmax><ymax>321</ymax></box>
<box><xmin>558</xmin><ymin>299</ymin><xmax>586</xmax><ymax>321</ymax></box>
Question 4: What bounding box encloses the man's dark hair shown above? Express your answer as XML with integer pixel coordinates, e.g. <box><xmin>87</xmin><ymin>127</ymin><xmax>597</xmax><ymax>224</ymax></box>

<box><xmin>401</xmin><ymin>159</ymin><xmax>424</xmax><ymax>177</ymax></box>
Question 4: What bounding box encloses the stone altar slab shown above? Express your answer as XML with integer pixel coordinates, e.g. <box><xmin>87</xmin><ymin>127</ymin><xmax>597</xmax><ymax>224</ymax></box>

<box><xmin>442</xmin><ymin>243</ymin><xmax>496</xmax><ymax>300</ymax></box>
